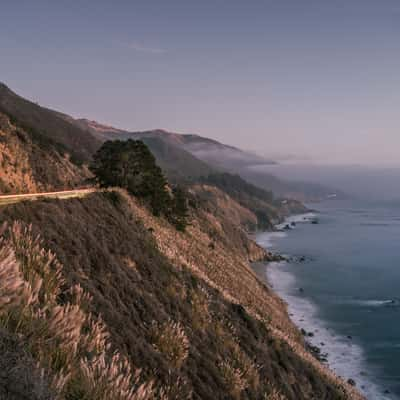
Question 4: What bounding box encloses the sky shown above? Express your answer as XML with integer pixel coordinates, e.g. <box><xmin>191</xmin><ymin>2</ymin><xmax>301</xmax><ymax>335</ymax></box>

<box><xmin>1</xmin><ymin>0</ymin><xmax>400</xmax><ymax>164</ymax></box>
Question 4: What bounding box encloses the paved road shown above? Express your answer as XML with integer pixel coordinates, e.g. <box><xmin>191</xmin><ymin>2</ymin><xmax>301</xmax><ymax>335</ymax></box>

<box><xmin>0</xmin><ymin>188</ymin><xmax>95</xmax><ymax>206</ymax></box>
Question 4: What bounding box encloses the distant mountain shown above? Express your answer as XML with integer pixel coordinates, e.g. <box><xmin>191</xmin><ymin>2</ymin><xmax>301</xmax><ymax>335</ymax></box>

<box><xmin>69</xmin><ymin>122</ymin><xmax>216</xmax><ymax>182</ymax></box>
<box><xmin>0</xmin><ymin>84</ymin><xmax>213</xmax><ymax>183</ymax></box>
<box><xmin>0</xmin><ymin>84</ymin><xmax>358</xmax><ymax>400</ymax></box>
<box><xmin>0</xmin><ymin>83</ymin><xmax>341</xmax><ymax>201</ymax></box>
<box><xmin>75</xmin><ymin>119</ymin><xmax>341</xmax><ymax>201</ymax></box>
<box><xmin>237</xmin><ymin>168</ymin><xmax>343</xmax><ymax>202</ymax></box>
<box><xmin>129</xmin><ymin>135</ymin><xmax>215</xmax><ymax>182</ymax></box>
<box><xmin>131</xmin><ymin>130</ymin><xmax>276</xmax><ymax>169</ymax></box>
<box><xmin>75</xmin><ymin>119</ymin><xmax>275</xmax><ymax>168</ymax></box>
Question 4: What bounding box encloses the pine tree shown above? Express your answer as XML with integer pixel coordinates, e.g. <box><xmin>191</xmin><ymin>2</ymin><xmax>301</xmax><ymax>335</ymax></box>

<box><xmin>90</xmin><ymin>139</ymin><xmax>189</xmax><ymax>229</ymax></box>
<box><xmin>90</xmin><ymin>140</ymin><xmax>170</xmax><ymax>216</ymax></box>
<box><xmin>168</xmin><ymin>186</ymin><xmax>189</xmax><ymax>231</ymax></box>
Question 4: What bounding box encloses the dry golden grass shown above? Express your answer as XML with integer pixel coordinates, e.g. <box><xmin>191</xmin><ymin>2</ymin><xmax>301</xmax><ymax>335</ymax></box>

<box><xmin>150</xmin><ymin>319</ymin><xmax>189</xmax><ymax>369</ymax></box>
<box><xmin>0</xmin><ymin>221</ymin><xmax>158</xmax><ymax>400</ymax></box>
<box><xmin>0</xmin><ymin>112</ymin><xmax>89</xmax><ymax>195</ymax></box>
<box><xmin>0</xmin><ymin>191</ymin><xmax>364</xmax><ymax>400</ymax></box>
<box><xmin>118</xmin><ymin>189</ymin><xmax>364</xmax><ymax>400</ymax></box>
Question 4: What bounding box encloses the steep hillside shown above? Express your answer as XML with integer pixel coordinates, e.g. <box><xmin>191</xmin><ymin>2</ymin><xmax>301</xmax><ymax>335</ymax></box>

<box><xmin>70</xmin><ymin>119</ymin><xmax>272</xmax><ymax>168</ymax></box>
<box><xmin>136</xmin><ymin>136</ymin><xmax>215</xmax><ymax>182</ymax></box>
<box><xmin>0</xmin><ymin>190</ymin><xmax>362</xmax><ymax>400</ymax></box>
<box><xmin>63</xmin><ymin>118</ymin><xmax>217</xmax><ymax>182</ymax></box>
<box><xmin>199</xmin><ymin>173</ymin><xmax>307</xmax><ymax>229</ymax></box>
<box><xmin>128</xmin><ymin>130</ymin><xmax>274</xmax><ymax>169</ymax></box>
<box><xmin>74</xmin><ymin>119</ymin><xmax>274</xmax><ymax>172</ymax></box>
<box><xmin>0</xmin><ymin>112</ymin><xmax>90</xmax><ymax>194</ymax></box>
<box><xmin>0</xmin><ymin>83</ymin><xmax>101</xmax><ymax>162</ymax></box>
<box><xmin>73</xmin><ymin>118</ymin><xmax>340</xmax><ymax>201</ymax></box>
<box><xmin>0</xmin><ymin>83</ymin><xmax>339</xmax><ymax>201</ymax></box>
<box><xmin>238</xmin><ymin>169</ymin><xmax>342</xmax><ymax>203</ymax></box>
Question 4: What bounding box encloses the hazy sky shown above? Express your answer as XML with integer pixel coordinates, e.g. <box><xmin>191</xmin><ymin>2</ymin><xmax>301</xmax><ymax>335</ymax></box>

<box><xmin>2</xmin><ymin>1</ymin><xmax>400</xmax><ymax>164</ymax></box>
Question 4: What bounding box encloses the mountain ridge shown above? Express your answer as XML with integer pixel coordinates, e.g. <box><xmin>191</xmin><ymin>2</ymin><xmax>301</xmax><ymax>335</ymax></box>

<box><xmin>0</xmin><ymin>82</ymin><xmax>362</xmax><ymax>399</ymax></box>
<box><xmin>0</xmin><ymin>82</ymin><xmax>101</xmax><ymax>162</ymax></box>
<box><xmin>70</xmin><ymin>116</ymin><xmax>340</xmax><ymax>201</ymax></box>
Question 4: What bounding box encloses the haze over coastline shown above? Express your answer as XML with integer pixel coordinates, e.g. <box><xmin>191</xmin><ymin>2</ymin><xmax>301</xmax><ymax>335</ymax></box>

<box><xmin>1</xmin><ymin>1</ymin><xmax>399</xmax><ymax>399</ymax></box>
<box><xmin>2</xmin><ymin>0</ymin><xmax>400</xmax><ymax>165</ymax></box>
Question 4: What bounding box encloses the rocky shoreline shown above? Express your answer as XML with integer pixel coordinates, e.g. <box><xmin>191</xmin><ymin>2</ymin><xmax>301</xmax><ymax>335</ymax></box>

<box><xmin>252</xmin><ymin>213</ymin><xmax>372</xmax><ymax>399</ymax></box>
<box><xmin>253</xmin><ymin>207</ymin><xmax>400</xmax><ymax>399</ymax></box>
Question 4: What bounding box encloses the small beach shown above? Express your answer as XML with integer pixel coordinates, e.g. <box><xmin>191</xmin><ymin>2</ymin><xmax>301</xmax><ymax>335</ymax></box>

<box><xmin>255</xmin><ymin>202</ymin><xmax>400</xmax><ymax>400</ymax></box>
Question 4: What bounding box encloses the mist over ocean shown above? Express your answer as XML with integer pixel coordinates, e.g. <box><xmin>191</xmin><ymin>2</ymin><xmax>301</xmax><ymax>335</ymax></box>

<box><xmin>257</xmin><ymin>198</ymin><xmax>400</xmax><ymax>399</ymax></box>
<box><xmin>249</xmin><ymin>163</ymin><xmax>400</xmax><ymax>202</ymax></box>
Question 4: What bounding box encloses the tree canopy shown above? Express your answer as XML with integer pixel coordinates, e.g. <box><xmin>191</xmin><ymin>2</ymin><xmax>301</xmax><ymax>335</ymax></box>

<box><xmin>90</xmin><ymin>139</ymin><xmax>188</xmax><ymax>229</ymax></box>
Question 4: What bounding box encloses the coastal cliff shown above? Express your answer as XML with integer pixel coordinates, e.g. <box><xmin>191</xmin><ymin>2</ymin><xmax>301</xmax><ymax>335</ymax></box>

<box><xmin>0</xmin><ymin>84</ymin><xmax>363</xmax><ymax>399</ymax></box>
<box><xmin>0</xmin><ymin>188</ymin><xmax>363</xmax><ymax>399</ymax></box>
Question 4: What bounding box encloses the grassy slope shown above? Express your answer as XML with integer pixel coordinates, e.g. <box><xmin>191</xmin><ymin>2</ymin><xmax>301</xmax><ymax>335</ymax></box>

<box><xmin>0</xmin><ymin>190</ymin><xmax>361</xmax><ymax>400</ymax></box>
<box><xmin>0</xmin><ymin>112</ymin><xmax>90</xmax><ymax>194</ymax></box>
<box><xmin>138</xmin><ymin>136</ymin><xmax>215</xmax><ymax>182</ymax></box>
<box><xmin>199</xmin><ymin>173</ymin><xmax>308</xmax><ymax>230</ymax></box>
<box><xmin>0</xmin><ymin>83</ymin><xmax>101</xmax><ymax>162</ymax></box>
<box><xmin>0</xmin><ymin>85</ymin><xmax>359</xmax><ymax>398</ymax></box>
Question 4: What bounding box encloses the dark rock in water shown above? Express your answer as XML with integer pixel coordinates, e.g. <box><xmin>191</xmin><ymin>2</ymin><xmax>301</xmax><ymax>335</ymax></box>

<box><xmin>299</xmin><ymin>256</ymin><xmax>306</xmax><ymax>262</ymax></box>
<box><xmin>347</xmin><ymin>335</ymin><xmax>352</xmax><ymax>340</ymax></box>
<box><xmin>291</xmin><ymin>221</ymin><xmax>296</xmax><ymax>226</ymax></box>
<box><xmin>301</xmin><ymin>328</ymin><xmax>307</xmax><ymax>335</ymax></box>
<box><xmin>311</xmin><ymin>219</ymin><xmax>319</xmax><ymax>224</ymax></box>
<box><xmin>284</xmin><ymin>224</ymin><xmax>291</xmax><ymax>230</ymax></box>
<box><xmin>271</xmin><ymin>254</ymin><xmax>286</xmax><ymax>262</ymax></box>
<box><xmin>320</xmin><ymin>342</ymin><xmax>325</xmax><ymax>346</ymax></box>
<box><xmin>307</xmin><ymin>343</ymin><xmax>328</xmax><ymax>362</ymax></box>
<box><xmin>319</xmin><ymin>352</ymin><xmax>328</xmax><ymax>362</ymax></box>
<box><xmin>307</xmin><ymin>332</ymin><xmax>314</xmax><ymax>337</ymax></box>
<box><xmin>384</xmin><ymin>389</ymin><xmax>391</xmax><ymax>394</ymax></box>
<box><xmin>299</xmin><ymin>287</ymin><xmax>304</xmax><ymax>293</ymax></box>
<box><xmin>347</xmin><ymin>379</ymin><xmax>356</xmax><ymax>387</ymax></box>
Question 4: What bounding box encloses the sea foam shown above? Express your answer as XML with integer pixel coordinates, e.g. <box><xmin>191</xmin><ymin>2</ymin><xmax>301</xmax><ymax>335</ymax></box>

<box><xmin>266</xmin><ymin>261</ymin><xmax>394</xmax><ymax>400</ymax></box>
<box><xmin>256</xmin><ymin>212</ymin><xmax>395</xmax><ymax>399</ymax></box>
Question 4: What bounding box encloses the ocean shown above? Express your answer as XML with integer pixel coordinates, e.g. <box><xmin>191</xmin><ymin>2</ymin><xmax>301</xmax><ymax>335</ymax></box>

<box><xmin>256</xmin><ymin>200</ymin><xmax>400</xmax><ymax>400</ymax></box>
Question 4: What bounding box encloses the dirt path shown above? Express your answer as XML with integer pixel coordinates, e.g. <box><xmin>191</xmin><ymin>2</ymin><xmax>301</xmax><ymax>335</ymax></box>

<box><xmin>0</xmin><ymin>188</ymin><xmax>96</xmax><ymax>206</ymax></box>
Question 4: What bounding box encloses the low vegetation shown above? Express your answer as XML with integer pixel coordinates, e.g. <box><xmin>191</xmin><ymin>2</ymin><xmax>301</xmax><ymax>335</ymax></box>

<box><xmin>200</xmin><ymin>173</ymin><xmax>298</xmax><ymax>229</ymax></box>
<box><xmin>0</xmin><ymin>191</ymin><xmax>362</xmax><ymax>399</ymax></box>
<box><xmin>0</xmin><ymin>112</ymin><xmax>89</xmax><ymax>194</ymax></box>
<box><xmin>0</xmin><ymin>83</ymin><xmax>100</xmax><ymax>162</ymax></box>
<box><xmin>0</xmin><ymin>222</ymin><xmax>158</xmax><ymax>399</ymax></box>
<box><xmin>0</xmin><ymin>83</ymin><xmax>361</xmax><ymax>399</ymax></box>
<box><xmin>150</xmin><ymin>319</ymin><xmax>189</xmax><ymax>369</ymax></box>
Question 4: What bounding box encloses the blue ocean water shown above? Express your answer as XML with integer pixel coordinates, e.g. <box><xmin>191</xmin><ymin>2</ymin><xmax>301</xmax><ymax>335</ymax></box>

<box><xmin>256</xmin><ymin>200</ymin><xmax>400</xmax><ymax>400</ymax></box>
